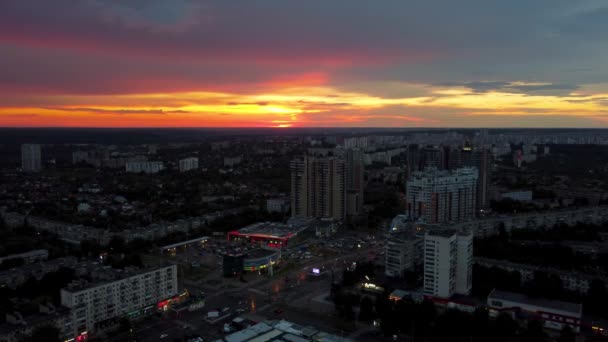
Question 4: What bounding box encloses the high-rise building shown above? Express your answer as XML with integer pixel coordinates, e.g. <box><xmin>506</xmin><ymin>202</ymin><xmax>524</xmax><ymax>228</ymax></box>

<box><xmin>407</xmin><ymin>145</ymin><xmax>446</xmax><ymax>177</ymax></box>
<box><xmin>460</xmin><ymin>147</ymin><xmax>493</xmax><ymax>212</ymax></box>
<box><xmin>406</xmin><ymin>168</ymin><xmax>478</xmax><ymax>224</ymax></box>
<box><xmin>21</xmin><ymin>144</ymin><xmax>41</xmax><ymax>172</ymax></box>
<box><xmin>420</xmin><ymin>146</ymin><xmax>444</xmax><ymax>170</ymax></box>
<box><xmin>290</xmin><ymin>156</ymin><xmax>345</xmax><ymax>221</ymax></box>
<box><xmin>423</xmin><ymin>229</ymin><xmax>473</xmax><ymax>298</ymax></box>
<box><xmin>406</xmin><ymin>144</ymin><xmax>421</xmax><ymax>179</ymax></box>
<box><xmin>345</xmin><ymin>149</ymin><xmax>365</xmax><ymax>219</ymax></box>
<box><xmin>179</xmin><ymin>157</ymin><xmax>199</xmax><ymax>172</ymax></box>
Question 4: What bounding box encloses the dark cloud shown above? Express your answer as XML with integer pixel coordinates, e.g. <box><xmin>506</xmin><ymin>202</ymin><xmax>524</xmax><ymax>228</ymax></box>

<box><xmin>0</xmin><ymin>0</ymin><xmax>606</xmax><ymax>102</ymax></box>
<box><xmin>435</xmin><ymin>81</ymin><xmax>579</xmax><ymax>94</ymax></box>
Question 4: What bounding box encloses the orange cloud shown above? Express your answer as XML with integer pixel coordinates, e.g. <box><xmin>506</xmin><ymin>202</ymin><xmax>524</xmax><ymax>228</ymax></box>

<box><xmin>2</xmin><ymin>82</ymin><xmax>608</xmax><ymax>128</ymax></box>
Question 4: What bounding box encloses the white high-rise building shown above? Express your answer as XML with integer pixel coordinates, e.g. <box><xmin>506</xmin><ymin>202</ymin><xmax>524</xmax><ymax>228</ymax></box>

<box><xmin>21</xmin><ymin>144</ymin><xmax>42</xmax><ymax>172</ymax></box>
<box><xmin>406</xmin><ymin>168</ymin><xmax>478</xmax><ymax>224</ymax></box>
<box><xmin>423</xmin><ymin>229</ymin><xmax>473</xmax><ymax>298</ymax></box>
<box><xmin>455</xmin><ymin>231</ymin><xmax>473</xmax><ymax>295</ymax></box>
<box><xmin>60</xmin><ymin>265</ymin><xmax>177</xmax><ymax>338</ymax></box>
<box><xmin>179</xmin><ymin>157</ymin><xmax>199</xmax><ymax>172</ymax></box>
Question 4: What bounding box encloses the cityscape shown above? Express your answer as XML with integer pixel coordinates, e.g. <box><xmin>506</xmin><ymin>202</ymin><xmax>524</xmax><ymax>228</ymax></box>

<box><xmin>1</xmin><ymin>129</ymin><xmax>608</xmax><ymax>342</ymax></box>
<box><xmin>2</xmin><ymin>1</ymin><xmax>608</xmax><ymax>342</ymax></box>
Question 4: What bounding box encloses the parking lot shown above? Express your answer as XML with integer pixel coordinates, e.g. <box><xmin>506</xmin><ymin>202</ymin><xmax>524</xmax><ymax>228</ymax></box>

<box><xmin>133</xmin><ymin>229</ymin><xmax>385</xmax><ymax>341</ymax></box>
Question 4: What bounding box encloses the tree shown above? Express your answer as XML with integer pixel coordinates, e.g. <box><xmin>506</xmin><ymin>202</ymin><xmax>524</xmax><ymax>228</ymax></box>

<box><xmin>358</xmin><ymin>296</ymin><xmax>374</xmax><ymax>322</ymax></box>
<box><xmin>585</xmin><ymin>279</ymin><xmax>608</xmax><ymax>318</ymax></box>
<box><xmin>494</xmin><ymin>313</ymin><xmax>517</xmax><ymax>342</ymax></box>
<box><xmin>520</xmin><ymin>319</ymin><xmax>547</xmax><ymax>342</ymax></box>
<box><xmin>0</xmin><ymin>257</ymin><xmax>25</xmax><ymax>271</ymax></box>
<box><xmin>19</xmin><ymin>325</ymin><xmax>60</xmax><ymax>342</ymax></box>
<box><xmin>108</xmin><ymin>236</ymin><xmax>126</xmax><ymax>253</ymax></box>
<box><xmin>557</xmin><ymin>326</ymin><xmax>576</xmax><ymax>342</ymax></box>
<box><xmin>472</xmin><ymin>307</ymin><xmax>490</xmax><ymax>341</ymax></box>
<box><xmin>79</xmin><ymin>239</ymin><xmax>101</xmax><ymax>257</ymax></box>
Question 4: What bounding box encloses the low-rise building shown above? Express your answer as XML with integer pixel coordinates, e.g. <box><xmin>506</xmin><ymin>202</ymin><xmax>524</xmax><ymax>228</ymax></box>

<box><xmin>499</xmin><ymin>190</ymin><xmax>533</xmax><ymax>202</ymax></box>
<box><xmin>224</xmin><ymin>156</ymin><xmax>242</xmax><ymax>167</ymax></box>
<box><xmin>487</xmin><ymin>289</ymin><xmax>582</xmax><ymax>332</ymax></box>
<box><xmin>475</xmin><ymin>257</ymin><xmax>596</xmax><ymax>294</ymax></box>
<box><xmin>125</xmin><ymin>161</ymin><xmax>164</xmax><ymax>174</ymax></box>
<box><xmin>227</xmin><ymin>220</ymin><xmax>311</xmax><ymax>249</ymax></box>
<box><xmin>0</xmin><ymin>304</ymin><xmax>72</xmax><ymax>342</ymax></box>
<box><xmin>0</xmin><ymin>257</ymin><xmax>79</xmax><ymax>289</ymax></box>
<box><xmin>0</xmin><ymin>250</ymin><xmax>48</xmax><ymax>265</ymax></box>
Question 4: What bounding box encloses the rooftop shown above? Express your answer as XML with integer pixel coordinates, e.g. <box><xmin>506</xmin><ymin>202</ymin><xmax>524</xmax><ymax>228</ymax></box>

<box><xmin>246</xmin><ymin>248</ymin><xmax>279</xmax><ymax>259</ymax></box>
<box><xmin>488</xmin><ymin>289</ymin><xmax>582</xmax><ymax>315</ymax></box>
<box><xmin>223</xmin><ymin>320</ymin><xmax>349</xmax><ymax>342</ymax></box>
<box><xmin>62</xmin><ymin>263</ymin><xmax>175</xmax><ymax>293</ymax></box>
<box><xmin>233</xmin><ymin>221</ymin><xmax>310</xmax><ymax>239</ymax></box>
<box><xmin>426</xmin><ymin>228</ymin><xmax>458</xmax><ymax>238</ymax></box>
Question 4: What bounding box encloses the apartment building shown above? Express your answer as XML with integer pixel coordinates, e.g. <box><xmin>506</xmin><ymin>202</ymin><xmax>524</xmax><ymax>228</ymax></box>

<box><xmin>125</xmin><ymin>161</ymin><xmax>165</xmax><ymax>174</ymax></box>
<box><xmin>406</xmin><ymin>168</ymin><xmax>478</xmax><ymax>224</ymax></box>
<box><xmin>179</xmin><ymin>157</ymin><xmax>199</xmax><ymax>172</ymax></box>
<box><xmin>60</xmin><ymin>265</ymin><xmax>178</xmax><ymax>337</ymax></box>
<box><xmin>385</xmin><ymin>231</ymin><xmax>423</xmax><ymax>278</ymax></box>
<box><xmin>423</xmin><ymin>229</ymin><xmax>473</xmax><ymax>298</ymax></box>
<box><xmin>290</xmin><ymin>156</ymin><xmax>346</xmax><ymax>221</ymax></box>
<box><xmin>21</xmin><ymin>144</ymin><xmax>41</xmax><ymax>172</ymax></box>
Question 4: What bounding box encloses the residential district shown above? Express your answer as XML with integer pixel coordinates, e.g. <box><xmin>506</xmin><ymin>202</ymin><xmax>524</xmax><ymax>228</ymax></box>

<box><xmin>2</xmin><ymin>128</ymin><xmax>608</xmax><ymax>342</ymax></box>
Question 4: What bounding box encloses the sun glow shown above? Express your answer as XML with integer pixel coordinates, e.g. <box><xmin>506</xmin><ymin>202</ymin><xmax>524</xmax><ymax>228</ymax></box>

<box><xmin>2</xmin><ymin>82</ymin><xmax>608</xmax><ymax>127</ymax></box>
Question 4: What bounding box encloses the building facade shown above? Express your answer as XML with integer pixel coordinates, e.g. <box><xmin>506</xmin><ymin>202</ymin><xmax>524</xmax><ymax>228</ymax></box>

<box><xmin>60</xmin><ymin>265</ymin><xmax>178</xmax><ymax>337</ymax></box>
<box><xmin>460</xmin><ymin>147</ymin><xmax>493</xmax><ymax>212</ymax></box>
<box><xmin>290</xmin><ymin>156</ymin><xmax>346</xmax><ymax>221</ymax></box>
<box><xmin>406</xmin><ymin>168</ymin><xmax>478</xmax><ymax>224</ymax></box>
<box><xmin>345</xmin><ymin>149</ymin><xmax>365</xmax><ymax>219</ymax></box>
<box><xmin>21</xmin><ymin>144</ymin><xmax>41</xmax><ymax>172</ymax></box>
<box><xmin>423</xmin><ymin>229</ymin><xmax>473</xmax><ymax>298</ymax></box>
<box><xmin>179</xmin><ymin>157</ymin><xmax>199</xmax><ymax>172</ymax></box>
<box><xmin>385</xmin><ymin>232</ymin><xmax>423</xmax><ymax>278</ymax></box>
<box><xmin>487</xmin><ymin>289</ymin><xmax>582</xmax><ymax>332</ymax></box>
<box><xmin>266</xmin><ymin>198</ymin><xmax>290</xmax><ymax>214</ymax></box>
<box><xmin>125</xmin><ymin>161</ymin><xmax>164</xmax><ymax>174</ymax></box>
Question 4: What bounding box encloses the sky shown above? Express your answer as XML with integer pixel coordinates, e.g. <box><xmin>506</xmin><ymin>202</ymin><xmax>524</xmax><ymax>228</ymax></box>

<box><xmin>1</xmin><ymin>0</ymin><xmax>608</xmax><ymax>128</ymax></box>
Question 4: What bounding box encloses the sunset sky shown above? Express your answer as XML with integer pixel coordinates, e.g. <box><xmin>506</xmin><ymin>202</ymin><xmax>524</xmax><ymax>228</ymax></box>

<box><xmin>1</xmin><ymin>0</ymin><xmax>608</xmax><ymax>128</ymax></box>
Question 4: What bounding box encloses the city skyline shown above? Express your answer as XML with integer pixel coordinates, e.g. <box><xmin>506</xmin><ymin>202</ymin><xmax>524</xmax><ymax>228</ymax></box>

<box><xmin>1</xmin><ymin>1</ymin><xmax>608</xmax><ymax>128</ymax></box>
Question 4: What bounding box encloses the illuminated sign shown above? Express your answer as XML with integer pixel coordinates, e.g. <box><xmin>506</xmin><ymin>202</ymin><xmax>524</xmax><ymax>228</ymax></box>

<box><xmin>312</xmin><ymin>268</ymin><xmax>320</xmax><ymax>274</ymax></box>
